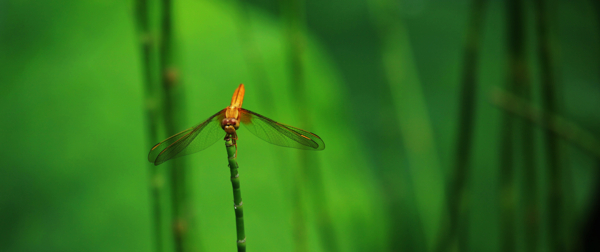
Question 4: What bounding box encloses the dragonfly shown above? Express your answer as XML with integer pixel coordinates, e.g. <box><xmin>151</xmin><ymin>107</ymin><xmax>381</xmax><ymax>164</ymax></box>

<box><xmin>148</xmin><ymin>84</ymin><xmax>325</xmax><ymax>165</ymax></box>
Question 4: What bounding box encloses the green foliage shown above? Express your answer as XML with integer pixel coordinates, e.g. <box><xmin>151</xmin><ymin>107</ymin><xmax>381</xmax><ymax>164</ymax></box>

<box><xmin>1</xmin><ymin>0</ymin><xmax>599</xmax><ymax>252</ymax></box>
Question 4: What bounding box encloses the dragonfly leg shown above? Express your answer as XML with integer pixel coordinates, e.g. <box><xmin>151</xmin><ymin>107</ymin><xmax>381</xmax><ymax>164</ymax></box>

<box><xmin>224</xmin><ymin>132</ymin><xmax>239</xmax><ymax>158</ymax></box>
<box><xmin>232</xmin><ymin>131</ymin><xmax>238</xmax><ymax>158</ymax></box>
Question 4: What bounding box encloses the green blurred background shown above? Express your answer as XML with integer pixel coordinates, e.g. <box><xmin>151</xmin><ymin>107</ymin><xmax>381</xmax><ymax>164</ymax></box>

<box><xmin>1</xmin><ymin>0</ymin><xmax>599</xmax><ymax>251</ymax></box>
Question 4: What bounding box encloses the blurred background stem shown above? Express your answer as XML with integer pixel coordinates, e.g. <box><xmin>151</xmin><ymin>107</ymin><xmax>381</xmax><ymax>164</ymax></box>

<box><xmin>501</xmin><ymin>0</ymin><xmax>539</xmax><ymax>252</ymax></box>
<box><xmin>280</xmin><ymin>0</ymin><xmax>339</xmax><ymax>251</ymax></box>
<box><xmin>532</xmin><ymin>0</ymin><xmax>563</xmax><ymax>251</ymax></box>
<box><xmin>232</xmin><ymin>0</ymin><xmax>275</xmax><ymax>110</ymax></box>
<box><xmin>159</xmin><ymin>0</ymin><xmax>192</xmax><ymax>251</ymax></box>
<box><xmin>279</xmin><ymin>0</ymin><xmax>307</xmax><ymax>251</ymax></box>
<box><xmin>370</xmin><ymin>4</ymin><xmax>444</xmax><ymax>252</ymax></box>
<box><xmin>491</xmin><ymin>89</ymin><xmax>600</xmax><ymax>159</ymax></box>
<box><xmin>505</xmin><ymin>0</ymin><xmax>539</xmax><ymax>251</ymax></box>
<box><xmin>135</xmin><ymin>0</ymin><xmax>164</xmax><ymax>251</ymax></box>
<box><xmin>499</xmin><ymin>0</ymin><xmax>529</xmax><ymax>250</ymax></box>
<box><xmin>433</xmin><ymin>0</ymin><xmax>486</xmax><ymax>251</ymax></box>
<box><xmin>498</xmin><ymin>92</ymin><xmax>515</xmax><ymax>252</ymax></box>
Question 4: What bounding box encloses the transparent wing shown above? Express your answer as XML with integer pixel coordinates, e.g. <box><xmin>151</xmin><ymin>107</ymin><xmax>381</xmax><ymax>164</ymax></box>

<box><xmin>239</xmin><ymin>108</ymin><xmax>325</xmax><ymax>150</ymax></box>
<box><xmin>148</xmin><ymin>109</ymin><xmax>226</xmax><ymax>165</ymax></box>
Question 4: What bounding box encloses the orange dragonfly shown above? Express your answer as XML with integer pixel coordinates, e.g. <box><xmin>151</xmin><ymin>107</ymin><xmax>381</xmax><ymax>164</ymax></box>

<box><xmin>148</xmin><ymin>84</ymin><xmax>325</xmax><ymax>165</ymax></box>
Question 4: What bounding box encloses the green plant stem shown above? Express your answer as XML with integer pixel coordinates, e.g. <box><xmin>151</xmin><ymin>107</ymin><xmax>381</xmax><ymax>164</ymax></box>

<box><xmin>532</xmin><ymin>0</ymin><xmax>563</xmax><ymax>251</ymax></box>
<box><xmin>367</xmin><ymin>2</ymin><xmax>439</xmax><ymax>251</ymax></box>
<box><xmin>279</xmin><ymin>0</ymin><xmax>339</xmax><ymax>251</ymax></box>
<box><xmin>434</xmin><ymin>0</ymin><xmax>486</xmax><ymax>251</ymax></box>
<box><xmin>279</xmin><ymin>1</ymin><xmax>309</xmax><ymax>252</ymax></box>
<box><xmin>491</xmin><ymin>89</ymin><xmax>600</xmax><ymax>159</ymax></box>
<box><xmin>498</xmin><ymin>104</ymin><xmax>515</xmax><ymax>252</ymax></box>
<box><xmin>134</xmin><ymin>0</ymin><xmax>164</xmax><ymax>251</ymax></box>
<box><xmin>233</xmin><ymin>0</ymin><xmax>275</xmax><ymax>111</ymax></box>
<box><xmin>506</xmin><ymin>0</ymin><xmax>538</xmax><ymax>250</ymax></box>
<box><xmin>225</xmin><ymin>138</ymin><xmax>246</xmax><ymax>252</ymax></box>
<box><xmin>159</xmin><ymin>0</ymin><xmax>190</xmax><ymax>251</ymax></box>
<box><xmin>501</xmin><ymin>0</ymin><xmax>528</xmax><ymax>251</ymax></box>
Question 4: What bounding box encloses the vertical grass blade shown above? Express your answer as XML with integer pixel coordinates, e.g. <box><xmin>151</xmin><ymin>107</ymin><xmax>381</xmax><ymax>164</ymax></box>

<box><xmin>225</xmin><ymin>138</ymin><xmax>246</xmax><ymax>252</ymax></box>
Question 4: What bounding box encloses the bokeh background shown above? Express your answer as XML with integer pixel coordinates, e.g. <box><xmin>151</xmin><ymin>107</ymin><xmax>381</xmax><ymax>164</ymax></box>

<box><xmin>1</xmin><ymin>0</ymin><xmax>599</xmax><ymax>252</ymax></box>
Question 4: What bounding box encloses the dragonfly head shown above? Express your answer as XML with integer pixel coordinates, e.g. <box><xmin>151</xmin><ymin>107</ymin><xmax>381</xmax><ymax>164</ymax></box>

<box><xmin>221</xmin><ymin>117</ymin><xmax>239</xmax><ymax>134</ymax></box>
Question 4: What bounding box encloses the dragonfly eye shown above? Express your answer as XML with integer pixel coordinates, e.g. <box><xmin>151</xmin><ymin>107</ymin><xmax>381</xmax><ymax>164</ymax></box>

<box><xmin>221</xmin><ymin>118</ymin><xmax>239</xmax><ymax>129</ymax></box>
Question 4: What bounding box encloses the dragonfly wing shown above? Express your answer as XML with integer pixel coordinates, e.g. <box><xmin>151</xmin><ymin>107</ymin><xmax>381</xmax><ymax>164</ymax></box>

<box><xmin>148</xmin><ymin>109</ymin><xmax>226</xmax><ymax>165</ymax></box>
<box><xmin>239</xmin><ymin>108</ymin><xmax>325</xmax><ymax>150</ymax></box>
